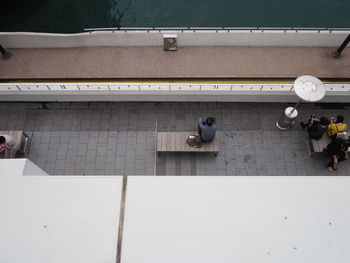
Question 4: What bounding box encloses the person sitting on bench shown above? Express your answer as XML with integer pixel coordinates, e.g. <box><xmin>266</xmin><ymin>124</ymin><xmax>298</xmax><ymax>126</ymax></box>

<box><xmin>198</xmin><ymin>117</ymin><xmax>216</xmax><ymax>142</ymax></box>
<box><xmin>328</xmin><ymin>115</ymin><xmax>347</xmax><ymax>140</ymax></box>
<box><xmin>0</xmin><ymin>134</ymin><xmax>19</xmax><ymax>158</ymax></box>
<box><xmin>325</xmin><ymin>138</ymin><xmax>349</xmax><ymax>171</ymax></box>
<box><xmin>301</xmin><ymin>115</ymin><xmax>330</xmax><ymax>140</ymax></box>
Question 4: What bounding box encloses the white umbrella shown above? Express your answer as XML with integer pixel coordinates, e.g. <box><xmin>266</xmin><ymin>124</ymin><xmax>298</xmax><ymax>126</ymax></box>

<box><xmin>294</xmin><ymin>75</ymin><xmax>326</xmax><ymax>103</ymax></box>
<box><xmin>276</xmin><ymin>75</ymin><xmax>326</xmax><ymax>130</ymax></box>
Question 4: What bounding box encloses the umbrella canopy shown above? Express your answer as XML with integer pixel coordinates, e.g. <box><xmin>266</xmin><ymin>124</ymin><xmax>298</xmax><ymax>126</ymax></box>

<box><xmin>294</xmin><ymin>75</ymin><xmax>326</xmax><ymax>102</ymax></box>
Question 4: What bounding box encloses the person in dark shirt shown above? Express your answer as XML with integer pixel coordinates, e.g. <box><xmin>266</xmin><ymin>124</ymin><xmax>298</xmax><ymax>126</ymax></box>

<box><xmin>301</xmin><ymin>115</ymin><xmax>329</xmax><ymax>140</ymax></box>
<box><xmin>198</xmin><ymin>117</ymin><xmax>216</xmax><ymax>142</ymax></box>
<box><xmin>307</xmin><ymin>116</ymin><xmax>330</xmax><ymax>140</ymax></box>
<box><xmin>325</xmin><ymin>138</ymin><xmax>349</xmax><ymax>171</ymax></box>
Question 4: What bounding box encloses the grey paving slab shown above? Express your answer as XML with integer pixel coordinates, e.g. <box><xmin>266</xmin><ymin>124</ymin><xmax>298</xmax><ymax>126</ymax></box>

<box><xmin>125</xmin><ymin>162</ymin><xmax>135</xmax><ymax>175</ymax></box>
<box><xmin>1</xmin><ymin>102</ymin><xmax>350</xmax><ymax>176</ymax></box>
<box><xmin>87</xmin><ymin>136</ymin><xmax>98</xmax><ymax>150</ymax></box>
<box><xmin>95</xmin><ymin>156</ymin><xmax>106</xmax><ymax>170</ymax></box>
<box><xmin>86</xmin><ymin>149</ymin><xmax>97</xmax><ymax>163</ymax></box>
<box><xmin>104</xmin><ymin>162</ymin><xmax>115</xmax><ymax>175</ymax></box>
<box><xmin>83</xmin><ymin>163</ymin><xmax>95</xmax><ymax>175</ymax></box>
<box><xmin>97</xmin><ymin>144</ymin><xmax>107</xmax><ymax>156</ymax></box>
<box><xmin>115</xmin><ymin>155</ymin><xmax>126</xmax><ymax>170</ymax></box>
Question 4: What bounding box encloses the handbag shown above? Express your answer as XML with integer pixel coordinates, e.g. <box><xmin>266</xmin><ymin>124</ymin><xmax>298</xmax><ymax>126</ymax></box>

<box><xmin>186</xmin><ymin>132</ymin><xmax>202</xmax><ymax>148</ymax></box>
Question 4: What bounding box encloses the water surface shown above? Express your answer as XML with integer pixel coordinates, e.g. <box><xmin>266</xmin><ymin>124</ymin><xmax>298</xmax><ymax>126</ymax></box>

<box><xmin>1</xmin><ymin>0</ymin><xmax>349</xmax><ymax>33</ymax></box>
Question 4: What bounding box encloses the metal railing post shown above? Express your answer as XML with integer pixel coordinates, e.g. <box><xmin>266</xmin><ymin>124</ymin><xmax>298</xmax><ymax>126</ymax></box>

<box><xmin>0</xmin><ymin>44</ymin><xmax>11</xmax><ymax>59</ymax></box>
<box><xmin>332</xmin><ymin>34</ymin><xmax>350</xmax><ymax>58</ymax></box>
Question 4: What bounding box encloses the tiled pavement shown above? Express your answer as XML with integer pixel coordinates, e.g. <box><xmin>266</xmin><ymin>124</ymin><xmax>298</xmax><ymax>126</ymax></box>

<box><xmin>1</xmin><ymin>47</ymin><xmax>349</xmax><ymax>79</ymax></box>
<box><xmin>0</xmin><ymin>101</ymin><xmax>349</xmax><ymax>176</ymax></box>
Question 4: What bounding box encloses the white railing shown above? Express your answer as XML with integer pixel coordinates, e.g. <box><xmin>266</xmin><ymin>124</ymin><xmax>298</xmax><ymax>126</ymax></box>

<box><xmin>0</xmin><ymin>82</ymin><xmax>349</xmax><ymax>102</ymax></box>
<box><xmin>84</xmin><ymin>27</ymin><xmax>350</xmax><ymax>33</ymax></box>
<box><xmin>1</xmin><ymin>29</ymin><xmax>350</xmax><ymax>48</ymax></box>
<box><xmin>1</xmin><ymin>82</ymin><xmax>350</xmax><ymax>92</ymax></box>
<box><xmin>0</xmin><ymin>82</ymin><xmax>291</xmax><ymax>92</ymax></box>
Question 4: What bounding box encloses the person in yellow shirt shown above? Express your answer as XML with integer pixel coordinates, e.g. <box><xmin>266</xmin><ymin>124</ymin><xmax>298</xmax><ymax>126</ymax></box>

<box><xmin>328</xmin><ymin>115</ymin><xmax>347</xmax><ymax>140</ymax></box>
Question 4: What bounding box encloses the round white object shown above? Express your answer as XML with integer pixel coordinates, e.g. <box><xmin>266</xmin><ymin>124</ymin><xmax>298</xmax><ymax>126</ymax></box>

<box><xmin>285</xmin><ymin>107</ymin><xmax>298</xmax><ymax>118</ymax></box>
<box><xmin>294</xmin><ymin>75</ymin><xmax>326</xmax><ymax>102</ymax></box>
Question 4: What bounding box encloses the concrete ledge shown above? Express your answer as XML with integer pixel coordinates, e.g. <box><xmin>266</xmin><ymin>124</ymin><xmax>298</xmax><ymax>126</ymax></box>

<box><xmin>0</xmin><ymin>82</ymin><xmax>349</xmax><ymax>102</ymax></box>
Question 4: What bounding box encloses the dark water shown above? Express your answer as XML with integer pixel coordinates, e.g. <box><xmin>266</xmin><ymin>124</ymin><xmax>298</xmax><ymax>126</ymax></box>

<box><xmin>1</xmin><ymin>0</ymin><xmax>349</xmax><ymax>33</ymax></box>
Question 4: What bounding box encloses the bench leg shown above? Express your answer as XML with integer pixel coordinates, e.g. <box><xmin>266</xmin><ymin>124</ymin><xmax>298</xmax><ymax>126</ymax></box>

<box><xmin>20</xmin><ymin>133</ymin><xmax>31</xmax><ymax>155</ymax></box>
<box><xmin>214</xmin><ymin>152</ymin><xmax>218</xmax><ymax>157</ymax></box>
<box><xmin>306</xmin><ymin>140</ymin><xmax>315</xmax><ymax>156</ymax></box>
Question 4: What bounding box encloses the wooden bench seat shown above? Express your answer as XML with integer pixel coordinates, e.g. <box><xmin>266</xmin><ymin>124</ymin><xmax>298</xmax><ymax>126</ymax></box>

<box><xmin>0</xmin><ymin>130</ymin><xmax>30</xmax><ymax>158</ymax></box>
<box><xmin>307</xmin><ymin>132</ymin><xmax>348</xmax><ymax>155</ymax></box>
<box><xmin>156</xmin><ymin>132</ymin><xmax>219</xmax><ymax>156</ymax></box>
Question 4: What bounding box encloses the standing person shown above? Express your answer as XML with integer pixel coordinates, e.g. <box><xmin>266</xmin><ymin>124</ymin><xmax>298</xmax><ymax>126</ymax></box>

<box><xmin>328</xmin><ymin>115</ymin><xmax>347</xmax><ymax>140</ymax></box>
<box><xmin>325</xmin><ymin>138</ymin><xmax>349</xmax><ymax>171</ymax></box>
<box><xmin>0</xmin><ymin>134</ymin><xmax>20</xmax><ymax>158</ymax></box>
<box><xmin>198</xmin><ymin>117</ymin><xmax>216</xmax><ymax>142</ymax></box>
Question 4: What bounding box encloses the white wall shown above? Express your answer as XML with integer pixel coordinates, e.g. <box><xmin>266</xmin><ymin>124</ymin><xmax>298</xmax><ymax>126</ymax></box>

<box><xmin>0</xmin><ymin>158</ymin><xmax>26</xmax><ymax>177</ymax></box>
<box><xmin>0</xmin><ymin>158</ymin><xmax>47</xmax><ymax>176</ymax></box>
<box><xmin>0</xmin><ymin>82</ymin><xmax>349</xmax><ymax>102</ymax></box>
<box><xmin>0</xmin><ymin>174</ymin><xmax>122</xmax><ymax>263</ymax></box>
<box><xmin>2</xmin><ymin>168</ymin><xmax>350</xmax><ymax>263</ymax></box>
<box><xmin>122</xmin><ymin>176</ymin><xmax>350</xmax><ymax>263</ymax></box>
<box><xmin>23</xmin><ymin>158</ymin><xmax>48</xmax><ymax>175</ymax></box>
<box><xmin>1</xmin><ymin>30</ymin><xmax>349</xmax><ymax>48</ymax></box>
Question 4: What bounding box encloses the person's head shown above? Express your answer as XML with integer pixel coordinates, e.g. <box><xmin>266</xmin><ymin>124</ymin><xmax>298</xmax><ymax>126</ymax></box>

<box><xmin>320</xmin><ymin>117</ymin><xmax>330</xmax><ymax>127</ymax></box>
<box><xmin>206</xmin><ymin>117</ymin><xmax>215</xmax><ymax>126</ymax></box>
<box><xmin>336</xmin><ymin>115</ymin><xmax>344</xmax><ymax>123</ymax></box>
<box><xmin>0</xmin><ymin>136</ymin><xmax>5</xmax><ymax>145</ymax></box>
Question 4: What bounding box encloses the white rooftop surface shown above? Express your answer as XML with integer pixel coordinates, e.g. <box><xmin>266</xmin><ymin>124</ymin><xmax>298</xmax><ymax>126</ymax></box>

<box><xmin>0</xmin><ymin>158</ymin><xmax>28</xmax><ymax>177</ymax></box>
<box><xmin>122</xmin><ymin>176</ymin><xmax>350</xmax><ymax>263</ymax></box>
<box><xmin>0</xmin><ymin>173</ymin><xmax>122</xmax><ymax>263</ymax></box>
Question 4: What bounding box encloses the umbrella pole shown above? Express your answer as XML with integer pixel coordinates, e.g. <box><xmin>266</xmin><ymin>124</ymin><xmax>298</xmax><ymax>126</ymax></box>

<box><xmin>290</xmin><ymin>100</ymin><xmax>302</xmax><ymax>114</ymax></box>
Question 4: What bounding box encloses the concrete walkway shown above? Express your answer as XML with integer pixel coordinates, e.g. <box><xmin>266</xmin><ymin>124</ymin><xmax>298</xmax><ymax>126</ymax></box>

<box><xmin>0</xmin><ymin>101</ymin><xmax>349</xmax><ymax>176</ymax></box>
<box><xmin>0</xmin><ymin>46</ymin><xmax>349</xmax><ymax>79</ymax></box>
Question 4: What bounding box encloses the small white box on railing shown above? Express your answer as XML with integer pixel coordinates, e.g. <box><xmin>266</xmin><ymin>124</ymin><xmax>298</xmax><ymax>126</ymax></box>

<box><xmin>163</xmin><ymin>34</ymin><xmax>177</xmax><ymax>51</ymax></box>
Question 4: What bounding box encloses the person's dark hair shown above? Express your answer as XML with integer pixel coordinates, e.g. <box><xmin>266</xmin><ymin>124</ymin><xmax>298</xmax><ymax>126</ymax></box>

<box><xmin>336</xmin><ymin>115</ymin><xmax>344</xmax><ymax>123</ymax></box>
<box><xmin>0</xmin><ymin>136</ymin><xmax>5</xmax><ymax>144</ymax></box>
<box><xmin>206</xmin><ymin>117</ymin><xmax>215</xmax><ymax>126</ymax></box>
<box><xmin>320</xmin><ymin>117</ymin><xmax>330</xmax><ymax>126</ymax></box>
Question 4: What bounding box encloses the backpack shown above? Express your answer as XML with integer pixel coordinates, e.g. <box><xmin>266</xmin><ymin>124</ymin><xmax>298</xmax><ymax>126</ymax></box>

<box><xmin>186</xmin><ymin>133</ymin><xmax>202</xmax><ymax>148</ymax></box>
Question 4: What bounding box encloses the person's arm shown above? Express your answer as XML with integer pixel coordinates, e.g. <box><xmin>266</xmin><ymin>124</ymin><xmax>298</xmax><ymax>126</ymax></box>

<box><xmin>198</xmin><ymin>118</ymin><xmax>206</xmax><ymax>130</ymax></box>
<box><xmin>0</xmin><ymin>144</ymin><xmax>7</xmax><ymax>152</ymax></box>
<box><xmin>333</xmin><ymin>155</ymin><xmax>338</xmax><ymax>170</ymax></box>
<box><xmin>313</xmin><ymin>119</ymin><xmax>320</xmax><ymax>125</ymax></box>
<box><xmin>310</xmin><ymin>116</ymin><xmax>319</xmax><ymax>125</ymax></box>
<box><xmin>4</xmin><ymin>135</ymin><xmax>19</xmax><ymax>149</ymax></box>
<box><xmin>5</xmin><ymin>140</ymin><xmax>16</xmax><ymax>149</ymax></box>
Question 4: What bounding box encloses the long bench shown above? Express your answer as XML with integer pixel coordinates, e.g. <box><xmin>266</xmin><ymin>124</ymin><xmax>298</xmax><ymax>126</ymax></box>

<box><xmin>307</xmin><ymin>132</ymin><xmax>348</xmax><ymax>155</ymax></box>
<box><xmin>156</xmin><ymin>132</ymin><xmax>219</xmax><ymax>156</ymax></box>
<box><xmin>0</xmin><ymin>130</ymin><xmax>30</xmax><ymax>158</ymax></box>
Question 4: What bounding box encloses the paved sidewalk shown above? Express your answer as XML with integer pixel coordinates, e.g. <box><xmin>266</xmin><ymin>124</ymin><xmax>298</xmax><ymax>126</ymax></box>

<box><xmin>0</xmin><ymin>102</ymin><xmax>349</xmax><ymax>176</ymax></box>
<box><xmin>0</xmin><ymin>46</ymin><xmax>349</xmax><ymax>79</ymax></box>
